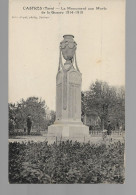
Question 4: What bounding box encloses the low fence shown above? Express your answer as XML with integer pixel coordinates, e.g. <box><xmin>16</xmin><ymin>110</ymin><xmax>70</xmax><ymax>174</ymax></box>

<box><xmin>9</xmin><ymin>129</ymin><xmax>42</xmax><ymax>137</ymax></box>
<box><xmin>45</xmin><ymin>130</ymin><xmax>125</xmax><ymax>145</ymax></box>
<box><xmin>89</xmin><ymin>130</ymin><xmax>125</xmax><ymax>137</ymax></box>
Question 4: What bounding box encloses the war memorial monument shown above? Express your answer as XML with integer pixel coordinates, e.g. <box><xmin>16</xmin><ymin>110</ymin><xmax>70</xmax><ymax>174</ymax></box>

<box><xmin>48</xmin><ymin>35</ymin><xmax>89</xmax><ymax>139</ymax></box>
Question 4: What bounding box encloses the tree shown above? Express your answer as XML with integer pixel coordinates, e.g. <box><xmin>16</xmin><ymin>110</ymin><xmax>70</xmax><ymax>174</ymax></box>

<box><xmin>9</xmin><ymin>103</ymin><xmax>17</xmax><ymax>131</ymax></box>
<box><xmin>108</xmin><ymin>86</ymin><xmax>125</xmax><ymax>130</ymax></box>
<box><xmin>82</xmin><ymin>80</ymin><xmax>125</xmax><ymax>130</ymax></box>
<box><xmin>9</xmin><ymin>97</ymin><xmax>49</xmax><ymax>131</ymax></box>
<box><xmin>49</xmin><ymin>110</ymin><xmax>56</xmax><ymax>125</ymax></box>
<box><xmin>46</xmin><ymin>110</ymin><xmax>56</xmax><ymax>127</ymax></box>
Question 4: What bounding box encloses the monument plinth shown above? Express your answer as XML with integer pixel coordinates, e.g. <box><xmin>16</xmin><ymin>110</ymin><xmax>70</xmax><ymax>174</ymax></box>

<box><xmin>48</xmin><ymin>35</ymin><xmax>89</xmax><ymax>138</ymax></box>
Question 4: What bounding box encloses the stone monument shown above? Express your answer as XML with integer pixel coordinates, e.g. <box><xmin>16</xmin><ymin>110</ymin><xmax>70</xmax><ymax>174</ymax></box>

<box><xmin>48</xmin><ymin>35</ymin><xmax>89</xmax><ymax>138</ymax></box>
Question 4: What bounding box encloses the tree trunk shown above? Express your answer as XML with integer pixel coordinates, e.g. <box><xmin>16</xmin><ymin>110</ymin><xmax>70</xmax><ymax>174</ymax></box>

<box><xmin>101</xmin><ymin>118</ymin><xmax>104</xmax><ymax>131</ymax></box>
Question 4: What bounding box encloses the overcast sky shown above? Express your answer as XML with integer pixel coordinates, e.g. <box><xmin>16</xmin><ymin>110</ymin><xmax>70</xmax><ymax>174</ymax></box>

<box><xmin>9</xmin><ymin>0</ymin><xmax>125</xmax><ymax>110</ymax></box>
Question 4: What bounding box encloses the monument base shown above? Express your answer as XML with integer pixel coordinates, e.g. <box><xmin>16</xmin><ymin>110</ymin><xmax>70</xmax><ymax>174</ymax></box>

<box><xmin>48</xmin><ymin>123</ymin><xmax>89</xmax><ymax>138</ymax></box>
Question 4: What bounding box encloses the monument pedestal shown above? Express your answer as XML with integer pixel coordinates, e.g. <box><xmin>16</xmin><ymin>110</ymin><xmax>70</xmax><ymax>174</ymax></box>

<box><xmin>48</xmin><ymin>123</ymin><xmax>89</xmax><ymax>138</ymax></box>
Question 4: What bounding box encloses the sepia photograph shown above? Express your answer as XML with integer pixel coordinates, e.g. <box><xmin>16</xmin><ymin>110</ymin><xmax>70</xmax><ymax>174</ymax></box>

<box><xmin>8</xmin><ymin>0</ymin><xmax>125</xmax><ymax>184</ymax></box>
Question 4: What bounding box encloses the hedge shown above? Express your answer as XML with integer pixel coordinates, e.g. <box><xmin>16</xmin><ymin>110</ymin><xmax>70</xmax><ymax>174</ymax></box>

<box><xmin>9</xmin><ymin>140</ymin><xmax>125</xmax><ymax>184</ymax></box>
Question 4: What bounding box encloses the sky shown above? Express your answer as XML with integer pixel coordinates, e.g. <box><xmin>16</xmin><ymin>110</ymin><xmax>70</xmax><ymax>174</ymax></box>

<box><xmin>9</xmin><ymin>0</ymin><xmax>125</xmax><ymax>110</ymax></box>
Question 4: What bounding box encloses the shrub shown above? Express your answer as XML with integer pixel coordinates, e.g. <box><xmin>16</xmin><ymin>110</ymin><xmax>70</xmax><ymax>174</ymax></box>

<box><xmin>9</xmin><ymin>141</ymin><xmax>125</xmax><ymax>184</ymax></box>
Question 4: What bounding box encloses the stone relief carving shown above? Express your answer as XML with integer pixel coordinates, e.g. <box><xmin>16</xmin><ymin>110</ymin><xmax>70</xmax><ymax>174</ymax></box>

<box><xmin>69</xmin><ymin>71</ymin><xmax>81</xmax><ymax>85</ymax></box>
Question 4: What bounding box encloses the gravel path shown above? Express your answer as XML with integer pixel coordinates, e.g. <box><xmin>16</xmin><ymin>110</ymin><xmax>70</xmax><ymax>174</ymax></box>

<box><xmin>8</xmin><ymin>134</ymin><xmax>124</xmax><ymax>145</ymax></box>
